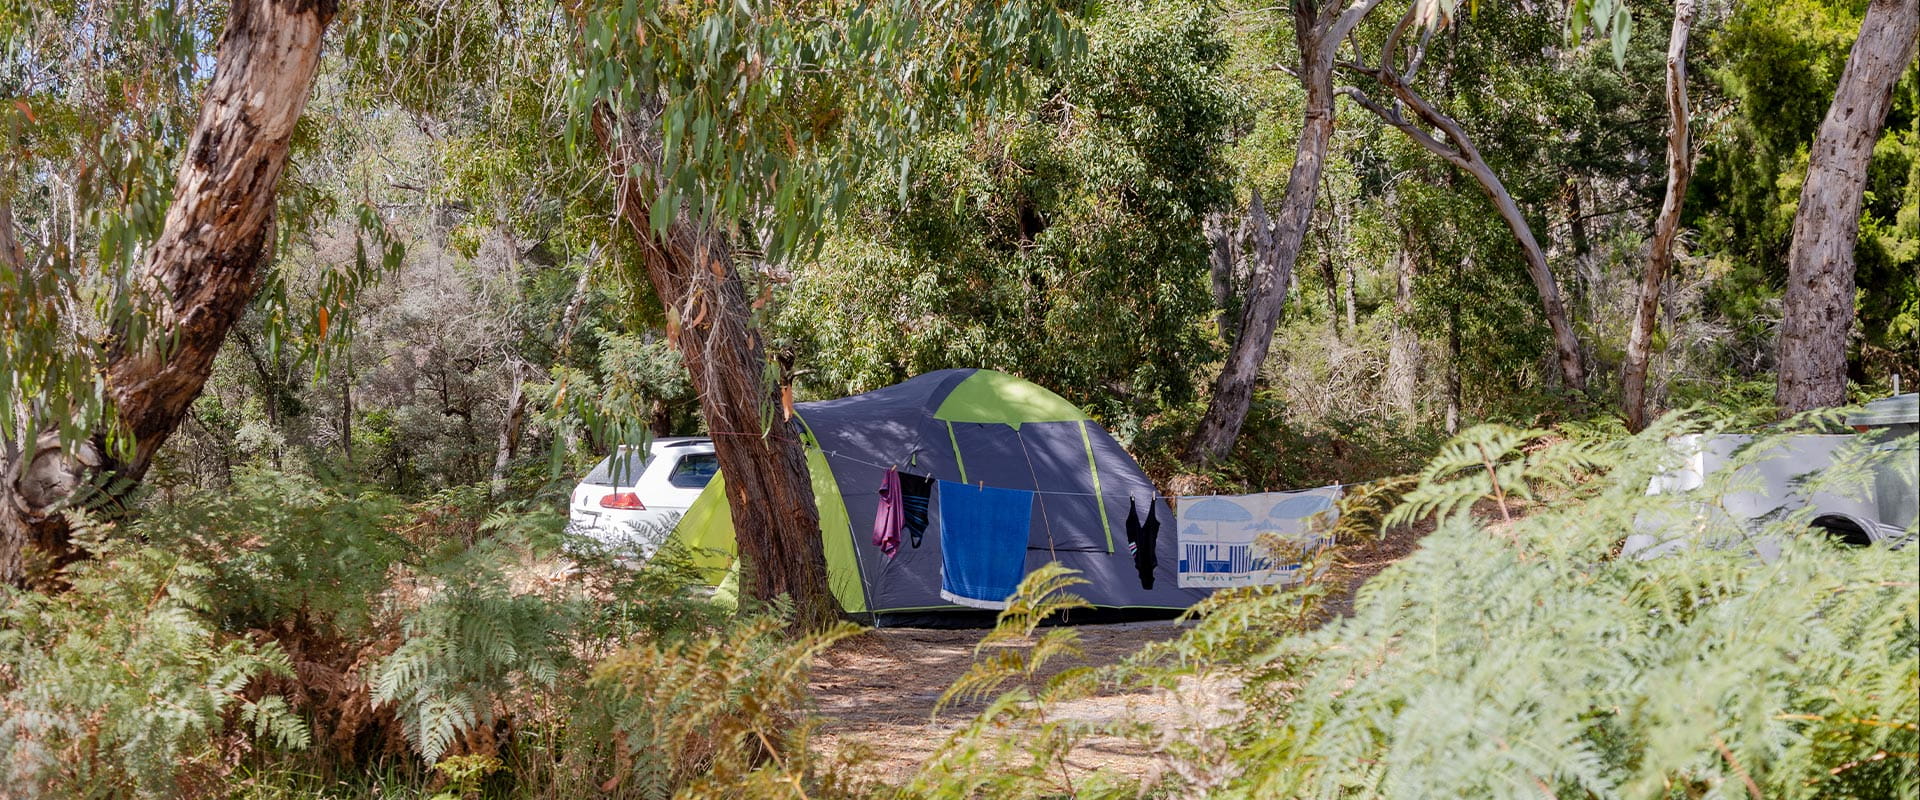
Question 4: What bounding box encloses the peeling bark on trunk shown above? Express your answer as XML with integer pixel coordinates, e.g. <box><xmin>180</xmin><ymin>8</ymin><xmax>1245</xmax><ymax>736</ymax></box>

<box><xmin>1777</xmin><ymin>0</ymin><xmax>1919</xmax><ymax>414</ymax></box>
<box><xmin>1</xmin><ymin>0</ymin><xmax>338</xmax><ymax>586</ymax></box>
<box><xmin>593</xmin><ymin>107</ymin><xmax>838</xmax><ymax>631</ymax></box>
<box><xmin>1188</xmin><ymin>0</ymin><xmax>1385</xmax><ymax>466</ymax></box>
<box><xmin>1204</xmin><ymin>210</ymin><xmax>1244</xmax><ymax>342</ymax></box>
<box><xmin>1623</xmin><ymin>0</ymin><xmax>1697</xmax><ymax>432</ymax></box>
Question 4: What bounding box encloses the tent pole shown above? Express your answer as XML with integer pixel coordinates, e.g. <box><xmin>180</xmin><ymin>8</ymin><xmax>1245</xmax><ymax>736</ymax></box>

<box><xmin>1015</xmin><ymin>427</ymin><xmax>1059</xmax><ymax>562</ymax></box>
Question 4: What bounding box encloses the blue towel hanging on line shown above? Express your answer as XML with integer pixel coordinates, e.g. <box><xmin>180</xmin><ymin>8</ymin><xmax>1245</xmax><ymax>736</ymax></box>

<box><xmin>938</xmin><ymin>480</ymin><xmax>1034</xmax><ymax>610</ymax></box>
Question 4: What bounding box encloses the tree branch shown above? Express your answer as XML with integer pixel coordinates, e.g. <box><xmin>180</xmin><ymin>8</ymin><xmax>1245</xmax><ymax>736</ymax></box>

<box><xmin>1380</xmin><ymin>7</ymin><xmax>1417</xmax><ymax>72</ymax></box>
<box><xmin>1404</xmin><ymin>25</ymin><xmax>1436</xmax><ymax>82</ymax></box>
<box><xmin>1336</xmin><ymin>82</ymin><xmax>1463</xmax><ymax>164</ymax></box>
<box><xmin>1335</xmin><ymin>84</ymin><xmax>1399</xmax><ymax>125</ymax></box>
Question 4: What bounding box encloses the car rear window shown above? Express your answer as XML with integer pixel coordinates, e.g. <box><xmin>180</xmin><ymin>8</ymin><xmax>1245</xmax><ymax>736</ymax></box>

<box><xmin>583</xmin><ymin>451</ymin><xmax>649</xmax><ymax>486</ymax></box>
<box><xmin>667</xmin><ymin>453</ymin><xmax>719</xmax><ymax>489</ymax></box>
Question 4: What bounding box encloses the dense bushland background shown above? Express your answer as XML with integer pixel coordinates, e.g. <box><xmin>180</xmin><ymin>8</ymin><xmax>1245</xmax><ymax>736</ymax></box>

<box><xmin>2</xmin><ymin>412</ymin><xmax>1912</xmax><ymax>798</ymax></box>
<box><xmin>17</xmin><ymin>0</ymin><xmax>1906</xmax><ymax>502</ymax></box>
<box><xmin>2</xmin><ymin>0</ymin><xmax>1915</xmax><ymax>797</ymax></box>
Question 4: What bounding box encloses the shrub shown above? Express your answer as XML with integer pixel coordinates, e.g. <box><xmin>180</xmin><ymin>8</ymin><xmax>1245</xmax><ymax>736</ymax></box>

<box><xmin>1136</xmin><ymin>411</ymin><xmax>1919</xmax><ymax>798</ymax></box>
<box><xmin>0</xmin><ymin>521</ymin><xmax>307</xmax><ymax>799</ymax></box>
<box><xmin>581</xmin><ymin>607</ymin><xmax>866</xmax><ymax>799</ymax></box>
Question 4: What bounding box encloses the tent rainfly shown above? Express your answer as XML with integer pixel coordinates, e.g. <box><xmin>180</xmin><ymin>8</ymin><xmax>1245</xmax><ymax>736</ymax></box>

<box><xmin>665</xmin><ymin>368</ymin><xmax>1207</xmax><ymax>625</ymax></box>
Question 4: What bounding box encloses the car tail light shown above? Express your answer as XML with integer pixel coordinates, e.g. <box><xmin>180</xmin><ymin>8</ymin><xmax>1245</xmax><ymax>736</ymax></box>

<box><xmin>600</xmin><ymin>492</ymin><xmax>645</xmax><ymax>510</ymax></box>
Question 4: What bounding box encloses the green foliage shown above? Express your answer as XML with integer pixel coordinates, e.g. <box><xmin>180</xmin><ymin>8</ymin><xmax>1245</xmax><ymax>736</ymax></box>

<box><xmin>141</xmin><ymin>470</ymin><xmax>410</xmax><ymax>637</ymax></box>
<box><xmin>371</xmin><ymin>579</ymin><xmax>574</xmax><ymax>763</ymax></box>
<box><xmin>4</xmin><ymin>464</ymin><xmax>823</xmax><ymax>797</ymax></box>
<box><xmin>135</xmin><ymin>468</ymin><xmax>725</xmax><ymax>775</ymax></box>
<box><xmin>571</xmin><ymin>0</ymin><xmax>1083</xmax><ymax>264</ymax></box>
<box><xmin>772</xmin><ymin>1</ymin><xmax>1238</xmax><ymax>423</ymax></box>
<box><xmin>1386</xmin><ymin>424</ymin><xmax>1608</xmax><ymax>525</ymax></box>
<box><xmin>1690</xmin><ymin>0</ymin><xmax>1920</xmax><ymax>386</ymax></box>
<box><xmin>1128</xmin><ymin>414</ymin><xmax>1919</xmax><ymax>797</ymax></box>
<box><xmin>535</xmin><ymin>329</ymin><xmax>691</xmax><ymax>464</ymax></box>
<box><xmin>0</xmin><ymin>521</ymin><xmax>307</xmax><ymax>799</ymax></box>
<box><xmin>584</xmin><ymin>609</ymin><xmax>864</xmax><ymax>799</ymax></box>
<box><xmin>427</xmin><ymin>754</ymin><xmax>504</xmax><ymax>800</ymax></box>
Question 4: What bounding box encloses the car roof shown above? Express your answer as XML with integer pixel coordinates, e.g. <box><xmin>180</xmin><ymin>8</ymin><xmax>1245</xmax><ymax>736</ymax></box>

<box><xmin>611</xmin><ymin>437</ymin><xmax>715</xmax><ymax>453</ymax></box>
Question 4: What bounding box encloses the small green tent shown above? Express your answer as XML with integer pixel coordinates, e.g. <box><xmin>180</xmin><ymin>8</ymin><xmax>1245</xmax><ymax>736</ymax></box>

<box><xmin>664</xmin><ymin>369</ymin><xmax>1206</xmax><ymax>624</ymax></box>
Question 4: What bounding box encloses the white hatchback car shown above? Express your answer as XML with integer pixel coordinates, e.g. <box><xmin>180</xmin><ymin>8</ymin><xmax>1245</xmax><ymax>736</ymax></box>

<box><xmin>567</xmin><ymin>437</ymin><xmax>719</xmax><ymax>555</ymax></box>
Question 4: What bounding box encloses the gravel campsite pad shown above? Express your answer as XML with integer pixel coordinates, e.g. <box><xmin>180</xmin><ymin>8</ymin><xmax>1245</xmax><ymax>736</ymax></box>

<box><xmin>808</xmin><ymin>516</ymin><xmax>1439</xmax><ymax>784</ymax></box>
<box><xmin>808</xmin><ymin>621</ymin><xmax>1192</xmax><ymax>783</ymax></box>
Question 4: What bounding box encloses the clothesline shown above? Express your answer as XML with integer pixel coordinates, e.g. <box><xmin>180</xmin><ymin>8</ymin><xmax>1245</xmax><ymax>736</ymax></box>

<box><xmin>814</xmin><ymin>446</ymin><xmax>1389</xmax><ymax>503</ymax></box>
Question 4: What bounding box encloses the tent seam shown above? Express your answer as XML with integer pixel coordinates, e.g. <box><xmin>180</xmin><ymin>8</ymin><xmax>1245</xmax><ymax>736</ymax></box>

<box><xmin>1079</xmin><ymin>420</ymin><xmax>1115</xmax><ymax>553</ymax></box>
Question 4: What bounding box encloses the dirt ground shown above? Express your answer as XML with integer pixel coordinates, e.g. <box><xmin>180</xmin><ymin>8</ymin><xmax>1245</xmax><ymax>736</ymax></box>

<box><xmin>807</xmin><ymin>517</ymin><xmax>1438</xmax><ymax>785</ymax></box>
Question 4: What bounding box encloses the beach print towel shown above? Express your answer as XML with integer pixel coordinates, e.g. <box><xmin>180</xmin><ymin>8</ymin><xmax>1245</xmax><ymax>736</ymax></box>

<box><xmin>1175</xmin><ymin>486</ymin><xmax>1342</xmax><ymax>589</ymax></box>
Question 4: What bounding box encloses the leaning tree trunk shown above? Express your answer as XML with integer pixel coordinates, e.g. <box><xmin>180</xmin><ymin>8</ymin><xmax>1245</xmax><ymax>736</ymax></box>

<box><xmin>1189</xmin><ymin>0</ymin><xmax>1384</xmax><ymax>466</ymax></box>
<box><xmin>1341</xmin><ymin>61</ymin><xmax>1588</xmax><ymax>395</ymax></box>
<box><xmin>1</xmin><ymin>0</ymin><xmax>338</xmax><ymax>586</ymax></box>
<box><xmin>1776</xmin><ymin>0</ymin><xmax>1919</xmax><ymax>414</ymax></box>
<box><xmin>594</xmin><ymin>107</ymin><xmax>838</xmax><ymax>631</ymax></box>
<box><xmin>1622</xmin><ymin>0</ymin><xmax>1697</xmax><ymax>432</ymax></box>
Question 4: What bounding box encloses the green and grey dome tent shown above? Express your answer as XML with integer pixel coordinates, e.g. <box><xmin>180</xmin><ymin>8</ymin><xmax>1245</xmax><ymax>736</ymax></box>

<box><xmin>664</xmin><ymin>368</ymin><xmax>1208</xmax><ymax>624</ymax></box>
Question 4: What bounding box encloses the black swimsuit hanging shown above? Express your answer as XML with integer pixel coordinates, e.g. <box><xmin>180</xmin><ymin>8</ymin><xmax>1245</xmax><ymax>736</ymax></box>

<box><xmin>898</xmin><ymin>471</ymin><xmax>935</xmax><ymax>548</ymax></box>
<box><xmin>1124</xmin><ymin>497</ymin><xmax>1160</xmax><ymax>590</ymax></box>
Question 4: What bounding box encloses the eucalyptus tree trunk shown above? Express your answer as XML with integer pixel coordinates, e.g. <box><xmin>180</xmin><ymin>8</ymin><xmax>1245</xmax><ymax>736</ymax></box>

<box><xmin>1337</xmin><ymin>11</ymin><xmax>1587</xmax><ymax>396</ymax></box>
<box><xmin>593</xmin><ymin>108</ymin><xmax>838</xmax><ymax>632</ymax></box>
<box><xmin>489</xmin><ymin>250</ymin><xmax>593</xmax><ymax>498</ymax></box>
<box><xmin>1622</xmin><ymin>0</ymin><xmax>1697</xmax><ymax>432</ymax></box>
<box><xmin>489</xmin><ymin>361</ymin><xmax>528</xmax><ymax>498</ymax></box>
<box><xmin>0</xmin><ymin>200</ymin><xmax>23</xmax><ymax>274</ymax></box>
<box><xmin>1386</xmin><ymin>247</ymin><xmax>1420</xmax><ymax>416</ymax></box>
<box><xmin>1</xmin><ymin>0</ymin><xmax>338</xmax><ymax>586</ymax></box>
<box><xmin>1563</xmin><ymin>180</ymin><xmax>1595</xmax><ymax>319</ymax></box>
<box><xmin>1342</xmin><ymin>260</ymin><xmax>1358</xmax><ymax>333</ymax></box>
<box><xmin>1204</xmin><ymin>210</ymin><xmax>1245</xmax><ymax>342</ymax></box>
<box><xmin>1776</xmin><ymin>0</ymin><xmax>1919</xmax><ymax>414</ymax></box>
<box><xmin>1189</xmin><ymin>0</ymin><xmax>1385</xmax><ymax>466</ymax></box>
